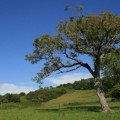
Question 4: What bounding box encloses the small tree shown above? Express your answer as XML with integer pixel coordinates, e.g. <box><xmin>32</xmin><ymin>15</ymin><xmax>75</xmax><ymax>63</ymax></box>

<box><xmin>20</xmin><ymin>92</ymin><xmax>26</xmax><ymax>96</ymax></box>
<box><xmin>26</xmin><ymin>11</ymin><xmax>120</xmax><ymax>112</ymax></box>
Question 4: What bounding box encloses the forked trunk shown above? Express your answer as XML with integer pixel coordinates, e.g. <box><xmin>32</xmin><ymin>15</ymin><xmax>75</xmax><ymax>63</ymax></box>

<box><xmin>95</xmin><ymin>77</ymin><xmax>112</xmax><ymax>112</ymax></box>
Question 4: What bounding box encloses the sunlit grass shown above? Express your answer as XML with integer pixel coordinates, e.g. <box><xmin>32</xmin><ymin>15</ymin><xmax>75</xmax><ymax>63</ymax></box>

<box><xmin>0</xmin><ymin>106</ymin><xmax>120</xmax><ymax>120</ymax></box>
<box><xmin>0</xmin><ymin>90</ymin><xmax>120</xmax><ymax>120</ymax></box>
<box><xmin>41</xmin><ymin>90</ymin><xmax>98</xmax><ymax>108</ymax></box>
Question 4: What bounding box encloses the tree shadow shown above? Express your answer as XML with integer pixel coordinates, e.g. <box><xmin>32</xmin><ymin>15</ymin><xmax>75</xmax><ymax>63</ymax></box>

<box><xmin>36</xmin><ymin>101</ymin><xmax>120</xmax><ymax>112</ymax></box>
<box><xmin>64</xmin><ymin>105</ymin><xmax>101</xmax><ymax>112</ymax></box>
<box><xmin>36</xmin><ymin>105</ymin><xmax>101</xmax><ymax>112</ymax></box>
<box><xmin>64</xmin><ymin>104</ymin><xmax>120</xmax><ymax>112</ymax></box>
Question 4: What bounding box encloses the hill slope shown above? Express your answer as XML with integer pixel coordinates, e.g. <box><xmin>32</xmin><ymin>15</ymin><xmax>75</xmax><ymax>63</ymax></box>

<box><xmin>41</xmin><ymin>90</ymin><xmax>99</xmax><ymax>108</ymax></box>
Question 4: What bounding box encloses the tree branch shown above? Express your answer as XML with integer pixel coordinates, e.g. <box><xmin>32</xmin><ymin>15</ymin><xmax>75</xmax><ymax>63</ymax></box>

<box><xmin>57</xmin><ymin>65</ymin><xmax>81</xmax><ymax>74</ymax></box>
<box><xmin>64</xmin><ymin>49</ymin><xmax>94</xmax><ymax>76</ymax></box>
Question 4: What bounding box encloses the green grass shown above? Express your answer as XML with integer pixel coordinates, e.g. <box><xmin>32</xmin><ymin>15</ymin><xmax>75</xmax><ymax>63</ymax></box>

<box><xmin>0</xmin><ymin>106</ymin><xmax>120</xmax><ymax>120</ymax></box>
<box><xmin>0</xmin><ymin>90</ymin><xmax>120</xmax><ymax>120</ymax></box>
<box><xmin>41</xmin><ymin>90</ymin><xmax>98</xmax><ymax>108</ymax></box>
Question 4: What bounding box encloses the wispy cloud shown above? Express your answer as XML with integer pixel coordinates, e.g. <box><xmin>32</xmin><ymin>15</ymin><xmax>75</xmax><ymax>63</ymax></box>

<box><xmin>0</xmin><ymin>73</ymin><xmax>92</xmax><ymax>95</ymax></box>
<box><xmin>46</xmin><ymin>73</ymin><xmax>92</xmax><ymax>86</ymax></box>
<box><xmin>0</xmin><ymin>83</ymin><xmax>37</xmax><ymax>95</ymax></box>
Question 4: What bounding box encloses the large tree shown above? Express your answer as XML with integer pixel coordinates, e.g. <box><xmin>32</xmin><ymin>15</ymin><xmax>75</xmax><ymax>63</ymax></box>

<box><xmin>26</xmin><ymin>12</ymin><xmax>120</xmax><ymax>112</ymax></box>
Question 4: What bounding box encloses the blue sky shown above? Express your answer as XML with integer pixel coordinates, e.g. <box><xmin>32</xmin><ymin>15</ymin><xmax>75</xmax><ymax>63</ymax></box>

<box><xmin>0</xmin><ymin>0</ymin><xmax>120</xmax><ymax>94</ymax></box>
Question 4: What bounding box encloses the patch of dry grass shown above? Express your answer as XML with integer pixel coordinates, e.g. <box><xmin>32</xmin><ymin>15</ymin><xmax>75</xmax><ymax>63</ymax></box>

<box><xmin>41</xmin><ymin>90</ymin><xmax>98</xmax><ymax>108</ymax></box>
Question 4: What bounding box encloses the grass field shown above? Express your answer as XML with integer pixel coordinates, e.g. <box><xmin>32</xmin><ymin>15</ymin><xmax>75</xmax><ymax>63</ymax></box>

<box><xmin>0</xmin><ymin>90</ymin><xmax>120</xmax><ymax>120</ymax></box>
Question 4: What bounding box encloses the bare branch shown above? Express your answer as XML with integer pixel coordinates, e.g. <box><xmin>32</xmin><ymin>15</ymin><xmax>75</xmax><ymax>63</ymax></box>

<box><xmin>64</xmin><ymin>49</ymin><xmax>94</xmax><ymax>76</ymax></box>
<box><xmin>57</xmin><ymin>65</ymin><xmax>81</xmax><ymax>74</ymax></box>
<box><xmin>64</xmin><ymin>49</ymin><xmax>81</xmax><ymax>63</ymax></box>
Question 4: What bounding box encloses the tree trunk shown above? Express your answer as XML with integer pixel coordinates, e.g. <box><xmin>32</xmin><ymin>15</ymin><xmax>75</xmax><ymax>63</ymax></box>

<box><xmin>95</xmin><ymin>77</ymin><xmax>112</xmax><ymax>112</ymax></box>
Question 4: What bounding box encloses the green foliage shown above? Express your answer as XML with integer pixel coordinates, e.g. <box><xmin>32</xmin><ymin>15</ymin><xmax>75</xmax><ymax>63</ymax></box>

<box><xmin>26</xmin><ymin>11</ymin><xmax>120</xmax><ymax>83</ymax></box>
<box><xmin>57</xmin><ymin>83</ymin><xmax>73</xmax><ymax>89</ymax></box>
<box><xmin>102</xmin><ymin>49</ymin><xmax>120</xmax><ymax>84</ymax></box>
<box><xmin>73</xmin><ymin>78</ymin><xmax>94</xmax><ymax>90</ymax></box>
<box><xmin>0</xmin><ymin>95</ymin><xmax>8</xmax><ymax>103</ymax></box>
<box><xmin>102</xmin><ymin>77</ymin><xmax>114</xmax><ymax>93</ymax></box>
<box><xmin>102</xmin><ymin>49</ymin><xmax>120</xmax><ymax>96</ymax></box>
<box><xmin>0</xmin><ymin>94</ymin><xmax>21</xmax><ymax>103</ymax></box>
<box><xmin>5</xmin><ymin>94</ymin><xmax>20</xmax><ymax>103</ymax></box>
<box><xmin>19</xmin><ymin>92</ymin><xmax>26</xmax><ymax>96</ymax></box>
<box><xmin>26</xmin><ymin>88</ymin><xmax>66</xmax><ymax>103</ymax></box>
<box><xmin>110</xmin><ymin>84</ymin><xmax>120</xmax><ymax>100</ymax></box>
<box><xmin>57</xmin><ymin>78</ymin><xmax>94</xmax><ymax>90</ymax></box>
<box><xmin>11</xmin><ymin>94</ymin><xmax>20</xmax><ymax>102</ymax></box>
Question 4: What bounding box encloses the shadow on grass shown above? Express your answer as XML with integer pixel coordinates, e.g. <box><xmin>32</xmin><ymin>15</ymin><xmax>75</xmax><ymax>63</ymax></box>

<box><xmin>111</xmin><ymin>106</ymin><xmax>120</xmax><ymax>110</ymax></box>
<box><xmin>65</xmin><ymin>105</ymin><xmax>120</xmax><ymax>112</ymax></box>
<box><xmin>63</xmin><ymin>101</ymin><xmax>99</xmax><ymax>106</ymax></box>
<box><xmin>36</xmin><ymin>101</ymin><xmax>120</xmax><ymax>112</ymax></box>
<box><xmin>63</xmin><ymin>101</ymin><xmax>101</xmax><ymax>112</ymax></box>
<box><xmin>36</xmin><ymin>105</ymin><xmax>101</xmax><ymax>112</ymax></box>
<box><xmin>64</xmin><ymin>105</ymin><xmax>101</xmax><ymax>112</ymax></box>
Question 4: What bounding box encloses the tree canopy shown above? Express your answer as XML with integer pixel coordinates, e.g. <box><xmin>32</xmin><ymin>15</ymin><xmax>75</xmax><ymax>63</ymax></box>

<box><xmin>26</xmin><ymin>12</ymin><xmax>120</xmax><ymax>83</ymax></box>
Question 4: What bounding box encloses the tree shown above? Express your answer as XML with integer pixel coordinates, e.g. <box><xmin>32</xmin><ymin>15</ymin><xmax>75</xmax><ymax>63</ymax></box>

<box><xmin>110</xmin><ymin>84</ymin><xmax>120</xmax><ymax>100</ymax></box>
<box><xmin>102</xmin><ymin>49</ymin><xmax>120</xmax><ymax>98</ymax></box>
<box><xmin>26</xmin><ymin>11</ymin><xmax>120</xmax><ymax>112</ymax></box>
<box><xmin>73</xmin><ymin>79</ymin><xmax>94</xmax><ymax>90</ymax></box>
<box><xmin>5</xmin><ymin>93</ymin><xmax>20</xmax><ymax>103</ymax></box>
<box><xmin>102</xmin><ymin>49</ymin><xmax>120</xmax><ymax>87</ymax></box>
<box><xmin>19</xmin><ymin>92</ymin><xmax>26</xmax><ymax>96</ymax></box>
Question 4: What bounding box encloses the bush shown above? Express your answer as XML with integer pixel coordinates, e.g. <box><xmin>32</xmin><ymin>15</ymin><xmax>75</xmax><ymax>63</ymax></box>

<box><xmin>73</xmin><ymin>78</ymin><xmax>94</xmax><ymax>90</ymax></box>
<box><xmin>19</xmin><ymin>92</ymin><xmax>26</xmax><ymax>96</ymax></box>
<box><xmin>11</xmin><ymin>94</ymin><xmax>20</xmax><ymax>102</ymax></box>
<box><xmin>0</xmin><ymin>95</ymin><xmax>8</xmax><ymax>103</ymax></box>
<box><xmin>5</xmin><ymin>94</ymin><xmax>20</xmax><ymax>103</ymax></box>
<box><xmin>110</xmin><ymin>84</ymin><xmax>120</xmax><ymax>101</ymax></box>
<box><xmin>26</xmin><ymin>88</ymin><xmax>66</xmax><ymax>103</ymax></box>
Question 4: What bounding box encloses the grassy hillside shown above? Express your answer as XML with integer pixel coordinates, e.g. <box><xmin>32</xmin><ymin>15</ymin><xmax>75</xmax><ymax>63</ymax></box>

<box><xmin>41</xmin><ymin>90</ymin><xmax>98</xmax><ymax>108</ymax></box>
<box><xmin>41</xmin><ymin>90</ymin><xmax>120</xmax><ymax>112</ymax></box>
<box><xmin>0</xmin><ymin>90</ymin><xmax>120</xmax><ymax>120</ymax></box>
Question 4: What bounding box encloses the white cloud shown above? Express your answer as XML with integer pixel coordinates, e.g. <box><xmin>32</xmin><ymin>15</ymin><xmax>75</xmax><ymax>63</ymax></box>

<box><xmin>0</xmin><ymin>73</ymin><xmax>92</xmax><ymax>95</ymax></box>
<box><xmin>0</xmin><ymin>83</ymin><xmax>37</xmax><ymax>95</ymax></box>
<box><xmin>46</xmin><ymin>73</ymin><xmax>92</xmax><ymax>86</ymax></box>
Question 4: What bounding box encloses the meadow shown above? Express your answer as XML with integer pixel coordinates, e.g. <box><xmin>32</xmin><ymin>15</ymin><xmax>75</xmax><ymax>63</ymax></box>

<box><xmin>0</xmin><ymin>90</ymin><xmax>120</xmax><ymax>120</ymax></box>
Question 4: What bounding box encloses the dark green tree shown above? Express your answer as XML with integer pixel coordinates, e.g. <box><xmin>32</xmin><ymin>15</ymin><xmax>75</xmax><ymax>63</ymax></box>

<box><xmin>102</xmin><ymin>49</ymin><xmax>120</xmax><ymax>86</ymax></box>
<box><xmin>110</xmin><ymin>84</ymin><xmax>120</xmax><ymax>100</ymax></box>
<box><xmin>26</xmin><ymin>12</ymin><xmax>120</xmax><ymax>112</ymax></box>
<box><xmin>102</xmin><ymin>49</ymin><xmax>120</xmax><ymax>98</ymax></box>
<box><xmin>5</xmin><ymin>93</ymin><xmax>20</xmax><ymax>103</ymax></box>
<box><xmin>19</xmin><ymin>92</ymin><xmax>26</xmax><ymax>96</ymax></box>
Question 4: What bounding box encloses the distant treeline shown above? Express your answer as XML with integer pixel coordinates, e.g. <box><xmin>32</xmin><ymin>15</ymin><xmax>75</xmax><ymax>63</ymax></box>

<box><xmin>26</xmin><ymin>76</ymin><xmax>120</xmax><ymax>103</ymax></box>
<box><xmin>0</xmin><ymin>77</ymin><xmax>120</xmax><ymax>104</ymax></box>
<box><xmin>26</xmin><ymin>78</ymin><xmax>95</xmax><ymax>103</ymax></box>
<box><xmin>26</xmin><ymin>88</ymin><xmax>66</xmax><ymax>103</ymax></box>
<box><xmin>0</xmin><ymin>92</ymin><xmax>25</xmax><ymax>103</ymax></box>
<box><xmin>57</xmin><ymin>78</ymin><xmax>94</xmax><ymax>90</ymax></box>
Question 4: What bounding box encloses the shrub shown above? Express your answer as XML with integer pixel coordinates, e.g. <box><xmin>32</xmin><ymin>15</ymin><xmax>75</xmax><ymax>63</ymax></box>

<box><xmin>110</xmin><ymin>84</ymin><xmax>120</xmax><ymax>101</ymax></box>
<box><xmin>0</xmin><ymin>95</ymin><xmax>8</xmax><ymax>103</ymax></box>
<box><xmin>5</xmin><ymin>94</ymin><xmax>20</xmax><ymax>103</ymax></box>
<box><xmin>26</xmin><ymin>88</ymin><xmax>66</xmax><ymax>103</ymax></box>
<box><xmin>73</xmin><ymin>78</ymin><xmax>94</xmax><ymax>90</ymax></box>
<box><xmin>19</xmin><ymin>92</ymin><xmax>26</xmax><ymax>96</ymax></box>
